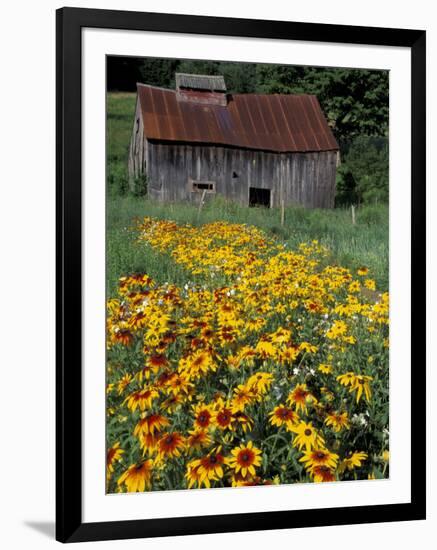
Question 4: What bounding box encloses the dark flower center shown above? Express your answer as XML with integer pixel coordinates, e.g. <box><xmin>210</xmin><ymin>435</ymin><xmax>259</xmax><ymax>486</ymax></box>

<box><xmin>304</xmin><ymin>429</ymin><xmax>312</xmax><ymax>436</ymax></box>
<box><xmin>198</xmin><ymin>413</ymin><xmax>210</xmax><ymax>425</ymax></box>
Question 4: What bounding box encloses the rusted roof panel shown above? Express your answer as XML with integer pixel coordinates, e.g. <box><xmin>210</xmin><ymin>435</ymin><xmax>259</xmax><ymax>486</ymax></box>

<box><xmin>137</xmin><ymin>83</ymin><xmax>339</xmax><ymax>153</ymax></box>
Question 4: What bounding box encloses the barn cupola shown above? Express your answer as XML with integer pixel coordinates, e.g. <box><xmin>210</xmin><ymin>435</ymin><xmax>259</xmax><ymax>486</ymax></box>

<box><xmin>175</xmin><ymin>73</ymin><xmax>228</xmax><ymax>106</ymax></box>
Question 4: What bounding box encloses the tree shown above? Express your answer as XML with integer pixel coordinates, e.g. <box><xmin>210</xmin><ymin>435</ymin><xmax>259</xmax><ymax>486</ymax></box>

<box><xmin>139</xmin><ymin>59</ymin><xmax>180</xmax><ymax>89</ymax></box>
<box><xmin>341</xmin><ymin>136</ymin><xmax>389</xmax><ymax>204</ymax></box>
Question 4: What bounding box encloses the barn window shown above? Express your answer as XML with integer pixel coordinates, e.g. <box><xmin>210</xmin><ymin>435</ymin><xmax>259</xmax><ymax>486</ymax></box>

<box><xmin>135</xmin><ymin>118</ymin><xmax>140</xmax><ymax>133</ymax></box>
<box><xmin>190</xmin><ymin>180</ymin><xmax>216</xmax><ymax>193</ymax></box>
<box><xmin>249</xmin><ymin>187</ymin><xmax>271</xmax><ymax>208</ymax></box>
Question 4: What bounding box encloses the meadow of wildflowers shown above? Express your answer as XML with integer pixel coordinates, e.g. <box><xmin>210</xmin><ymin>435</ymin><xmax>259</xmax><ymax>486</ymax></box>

<box><xmin>106</xmin><ymin>217</ymin><xmax>389</xmax><ymax>493</ymax></box>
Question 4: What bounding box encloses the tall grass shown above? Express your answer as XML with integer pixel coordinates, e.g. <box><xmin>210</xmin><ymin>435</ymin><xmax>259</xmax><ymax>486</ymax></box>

<box><xmin>107</xmin><ymin>93</ymin><xmax>137</xmax><ymax>196</ymax></box>
<box><xmin>106</xmin><ymin>196</ymin><xmax>389</xmax><ymax>296</ymax></box>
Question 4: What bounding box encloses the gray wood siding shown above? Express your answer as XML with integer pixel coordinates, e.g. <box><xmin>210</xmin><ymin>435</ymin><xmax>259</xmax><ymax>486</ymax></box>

<box><xmin>136</xmin><ymin>140</ymin><xmax>336</xmax><ymax>208</ymax></box>
<box><xmin>128</xmin><ymin>98</ymin><xmax>145</xmax><ymax>188</ymax></box>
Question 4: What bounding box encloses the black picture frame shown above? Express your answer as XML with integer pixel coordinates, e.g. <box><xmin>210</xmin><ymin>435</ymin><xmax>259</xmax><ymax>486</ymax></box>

<box><xmin>56</xmin><ymin>7</ymin><xmax>426</xmax><ymax>543</ymax></box>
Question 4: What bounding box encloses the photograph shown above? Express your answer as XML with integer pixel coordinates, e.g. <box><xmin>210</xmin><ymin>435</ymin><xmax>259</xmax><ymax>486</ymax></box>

<box><xmin>105</xmin><ymin>56</ymin><xmax>390</xmax><ymax>494</ymax></box>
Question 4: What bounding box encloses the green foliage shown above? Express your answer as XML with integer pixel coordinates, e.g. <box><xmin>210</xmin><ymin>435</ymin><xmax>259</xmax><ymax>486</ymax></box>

<box><xmin>346</xmin><ymin>136</ymin><xmax>389</xmax><ymax>204</ymax></box>
<box><xmin>338</xmin><ymin>136</ymin><xmax>389</xmax><ymax>205</ymax></box>
<box><xmin>131</xmin><ymin>174</ymin><xmax>148</xmax><ymax>197</ymax></box>
<box><xmin>107</xmin><ymin>162</ymin><xmax>129</xmax><ymax>197</ymax></box>
<box><xmin>139</xmin><ymin>58</ymin><xmax>180</xmax><ymax>89</ymax></box>
<box><xmin>335</xmin><ymin>163</ymin><xmax>359</xmax><ymax>207</ymax></box>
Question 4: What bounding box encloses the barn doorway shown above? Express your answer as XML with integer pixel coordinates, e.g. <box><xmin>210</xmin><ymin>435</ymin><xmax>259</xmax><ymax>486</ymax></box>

<box><xmin>249</xmin><ymin>187</ymin><xmax>271</xmax><ymax>207</ymax></box>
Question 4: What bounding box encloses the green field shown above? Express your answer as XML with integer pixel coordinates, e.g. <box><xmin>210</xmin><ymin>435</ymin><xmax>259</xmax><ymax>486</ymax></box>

<box><xmin>107</xmin><ymin>92</ymin><xmax>137</xmax><ymax>196</ymax></box>
<box><xmin>106</xmin><ymin>92</ymin><xmax>389</xmax><ymax>297</ymax></box>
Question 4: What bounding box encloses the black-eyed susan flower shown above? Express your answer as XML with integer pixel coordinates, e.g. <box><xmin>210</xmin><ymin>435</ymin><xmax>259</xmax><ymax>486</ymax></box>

<box><xmin>226</xmin><ymin>440</ymin><xmax>262</xmax><ymax>478</ymax></box>
<box><xmin>287</xmin><ymin>383</ymin><xmax>316</xmax><ymax>414</ymax></box>
<box><xmin>138</xmin><ymin>433</ymin><xmax>160</xmax><ymax>455</ymax></box>
<box><xmin>233</xmin><ymin>411</ymin><xmax>254</xmax><ymax>433</ymax></box>
<box><xmin>179</xmin><ymin>350</ymin><xmax>216</xmax><ymax>380</ymax></box>
<box><xmin>123</xmin><ymin>386</ymin><xmax>159</xmax><ymax>412</ymax></box>
<box><xmin>318</xmin><ymin>363</ymin><xmax>333</xmax><ymax>374</ymax></box>
<box><xmin>167</xmin><ymin>374</ymin><xmax>194</xmax><ymax>398</ymax></box>
<box><xmin>231</xmin><ymin>384</ymin><xmax>255</xmax><ymax>413</ymax></box>
<box><xmin>299</xmin><ymin>341</ymin><xmax>318</xmax><ymax>354</ymax></box>
<box><xmin>338</xmin><ymin>373</ymin><xmax>372</xmax><ymax>403</ymax></box>
<box><xmin>279</xmin><ymin>345</ymin><xmax>300</xmax><ymax>364</ymax></box>
<box><xmin>326</xmin><ymin>320</ymin><xmax>348</xmax><ymax>340</ymax></box>
<box><xmin>106</xmin><ymin>441</ymin><xmax>124</xmax><ymax>479</ymax></box>
<box><xmin>188</xmin><ymin>451</ymin><xmax>226</xmax><ymax>488</ymax></box>
<box><xmin>134</xmin><ymin>413</ymin><xmax>170</xmax><ymax>438</ymax></box>
<box><xmin>324</xmin><ymin>411</ymin><xmax>350</xmax><ymax>432</ymax></box>
<box><xmin>290</xmin><ymin>421</ymin><xmax>325</xmax><ymax>451</ymax></box>
<box><xmin>185</xmin><ymin>462</ymin><xmax>202</xmax><ymax>489</ymax></box>
<box><xmin>339</xmin><ymin>451</ymin><xmax>368</xmax><ymax>473</ymax></box>
<box><xmin>116</xmin><ymin>373</ymin><xmax>132</xmax><ymax>395</ymax></box>
<box><xmin>156</xmin><ymin>432</ymin><xmax>185</xmax><ymax>461</ymax></box>
<box><xmin>186</xmin><ymin>429</ymin><xmax>212</xmax><ymax>452</ymax></box>
<box><xmin>231</xmin><ymin>472</ymin><xmax>272</xmax><ymax>487</ymax></box>
<box><xmin>299</xmin><ymin>448</ymin><xmax>339</xmax><ymax>473</ymax></box>
<box><xmin>269</xmin><ymin>405</ymin><xmax>299</xmax><ymax>430</ymax></box>
<box><xmin>336</xmin><ymin>372</ymin><xmax>356</xmax><ymax>387</ymax></box>
<box><xmin>255</xmin><ymin>339</ymin><xmax>277</xmax><ymax>359</ymax></box>
<box><xmin>247</xmin><ymin>372</ymin><xmax>274</xmax><ymax>396</ymax></box>
<box><xmin>117</xmin><ymin>460</ymin><xmax>153</xmax><ymax>492</ymax></box>
<box><xmin>112</xmin><ymin>326</ymin><xmax>134</xmax><ymax>346</ymax></box>
<box><xmin>348</xmin><ymin>281</ymin><xmax>361</xmax><ymax>293</ymax></box>
<box><xmin>350</xmin><ymin>375</ymin><xmax>373</xmax><ymax>403</ymax></box>
<box><xmin>147</xmin><ymin>353</ymin><xmax>169</xmax><ymax>368</ymax></box>
<box><xmin>364</xmin><ymin>278</ymin><xmax>376</xmax><ymax>290</ymax></box>
<box><xmin>311</xmin><ymin>465</ymin><xmax>336</xmax><ymax>482</ymax></box>
<box><xmin>192</xmin><ymin>402</ymin><xmax>214</xmax><ymax>430</ymax></box>
<box><xmin>212</xmin><ymin>398</ymin><xmax>235</xmax><ymax>431</ymax></box>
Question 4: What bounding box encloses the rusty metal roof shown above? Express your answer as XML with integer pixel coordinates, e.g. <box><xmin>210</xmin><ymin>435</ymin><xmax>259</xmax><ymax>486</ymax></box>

<box><xmin>137</xmin><ymin>83</ymin><xmax>339</xmax><ymax>153</ymax></box>
<box><xmin>176</xmin><ymin>73</ymin><xmax>227</xmax><ymax>92</ymax></box>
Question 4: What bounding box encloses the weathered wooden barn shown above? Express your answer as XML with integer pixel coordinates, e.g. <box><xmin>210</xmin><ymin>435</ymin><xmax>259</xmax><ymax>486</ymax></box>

<box><xmin>128</xmin><ymin>73</ymin><xmax>339</xmax><ymax>208</ymax></box>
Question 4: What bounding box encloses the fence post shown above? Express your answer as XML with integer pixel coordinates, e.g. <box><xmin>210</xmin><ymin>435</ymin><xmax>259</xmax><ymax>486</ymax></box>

<box><xmin>197</xmin><ymin>189</ymin><xmax>207</xmax><ymax>221</ymax></box>
<box><xmin>351</xmin><ymin>204</ymin><xmax>356</xmax><ymax>225</ymax></box>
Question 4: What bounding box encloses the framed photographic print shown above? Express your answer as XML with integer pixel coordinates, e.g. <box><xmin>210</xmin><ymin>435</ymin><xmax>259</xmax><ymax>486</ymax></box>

<box><xmin>56</xmin><ymin>7</ymin><xmax>426</xmax><ymax>543</ymax></box>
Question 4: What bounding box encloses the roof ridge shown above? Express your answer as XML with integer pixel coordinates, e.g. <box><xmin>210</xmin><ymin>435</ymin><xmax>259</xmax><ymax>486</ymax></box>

<box><xmin>137</xmin><ymin>82</ymin><xmax>318</xmax><ymax>101</ymax></box>
<box><xmin>136</xmin><ymin>82</ymin><xmax>173</xmax><ymax>93</ymax></box>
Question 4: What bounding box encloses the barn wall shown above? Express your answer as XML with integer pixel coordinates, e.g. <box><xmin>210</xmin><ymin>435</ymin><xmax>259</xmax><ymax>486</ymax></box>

<box><xmin>143</xmin><ymin>141</ymin><xmax>336</xmax><ymax>208</ymax></box>
<box><xmin>128</xmin><ymin>97</ymin><xmax>145</xmax><ymax>188</ymax></box>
